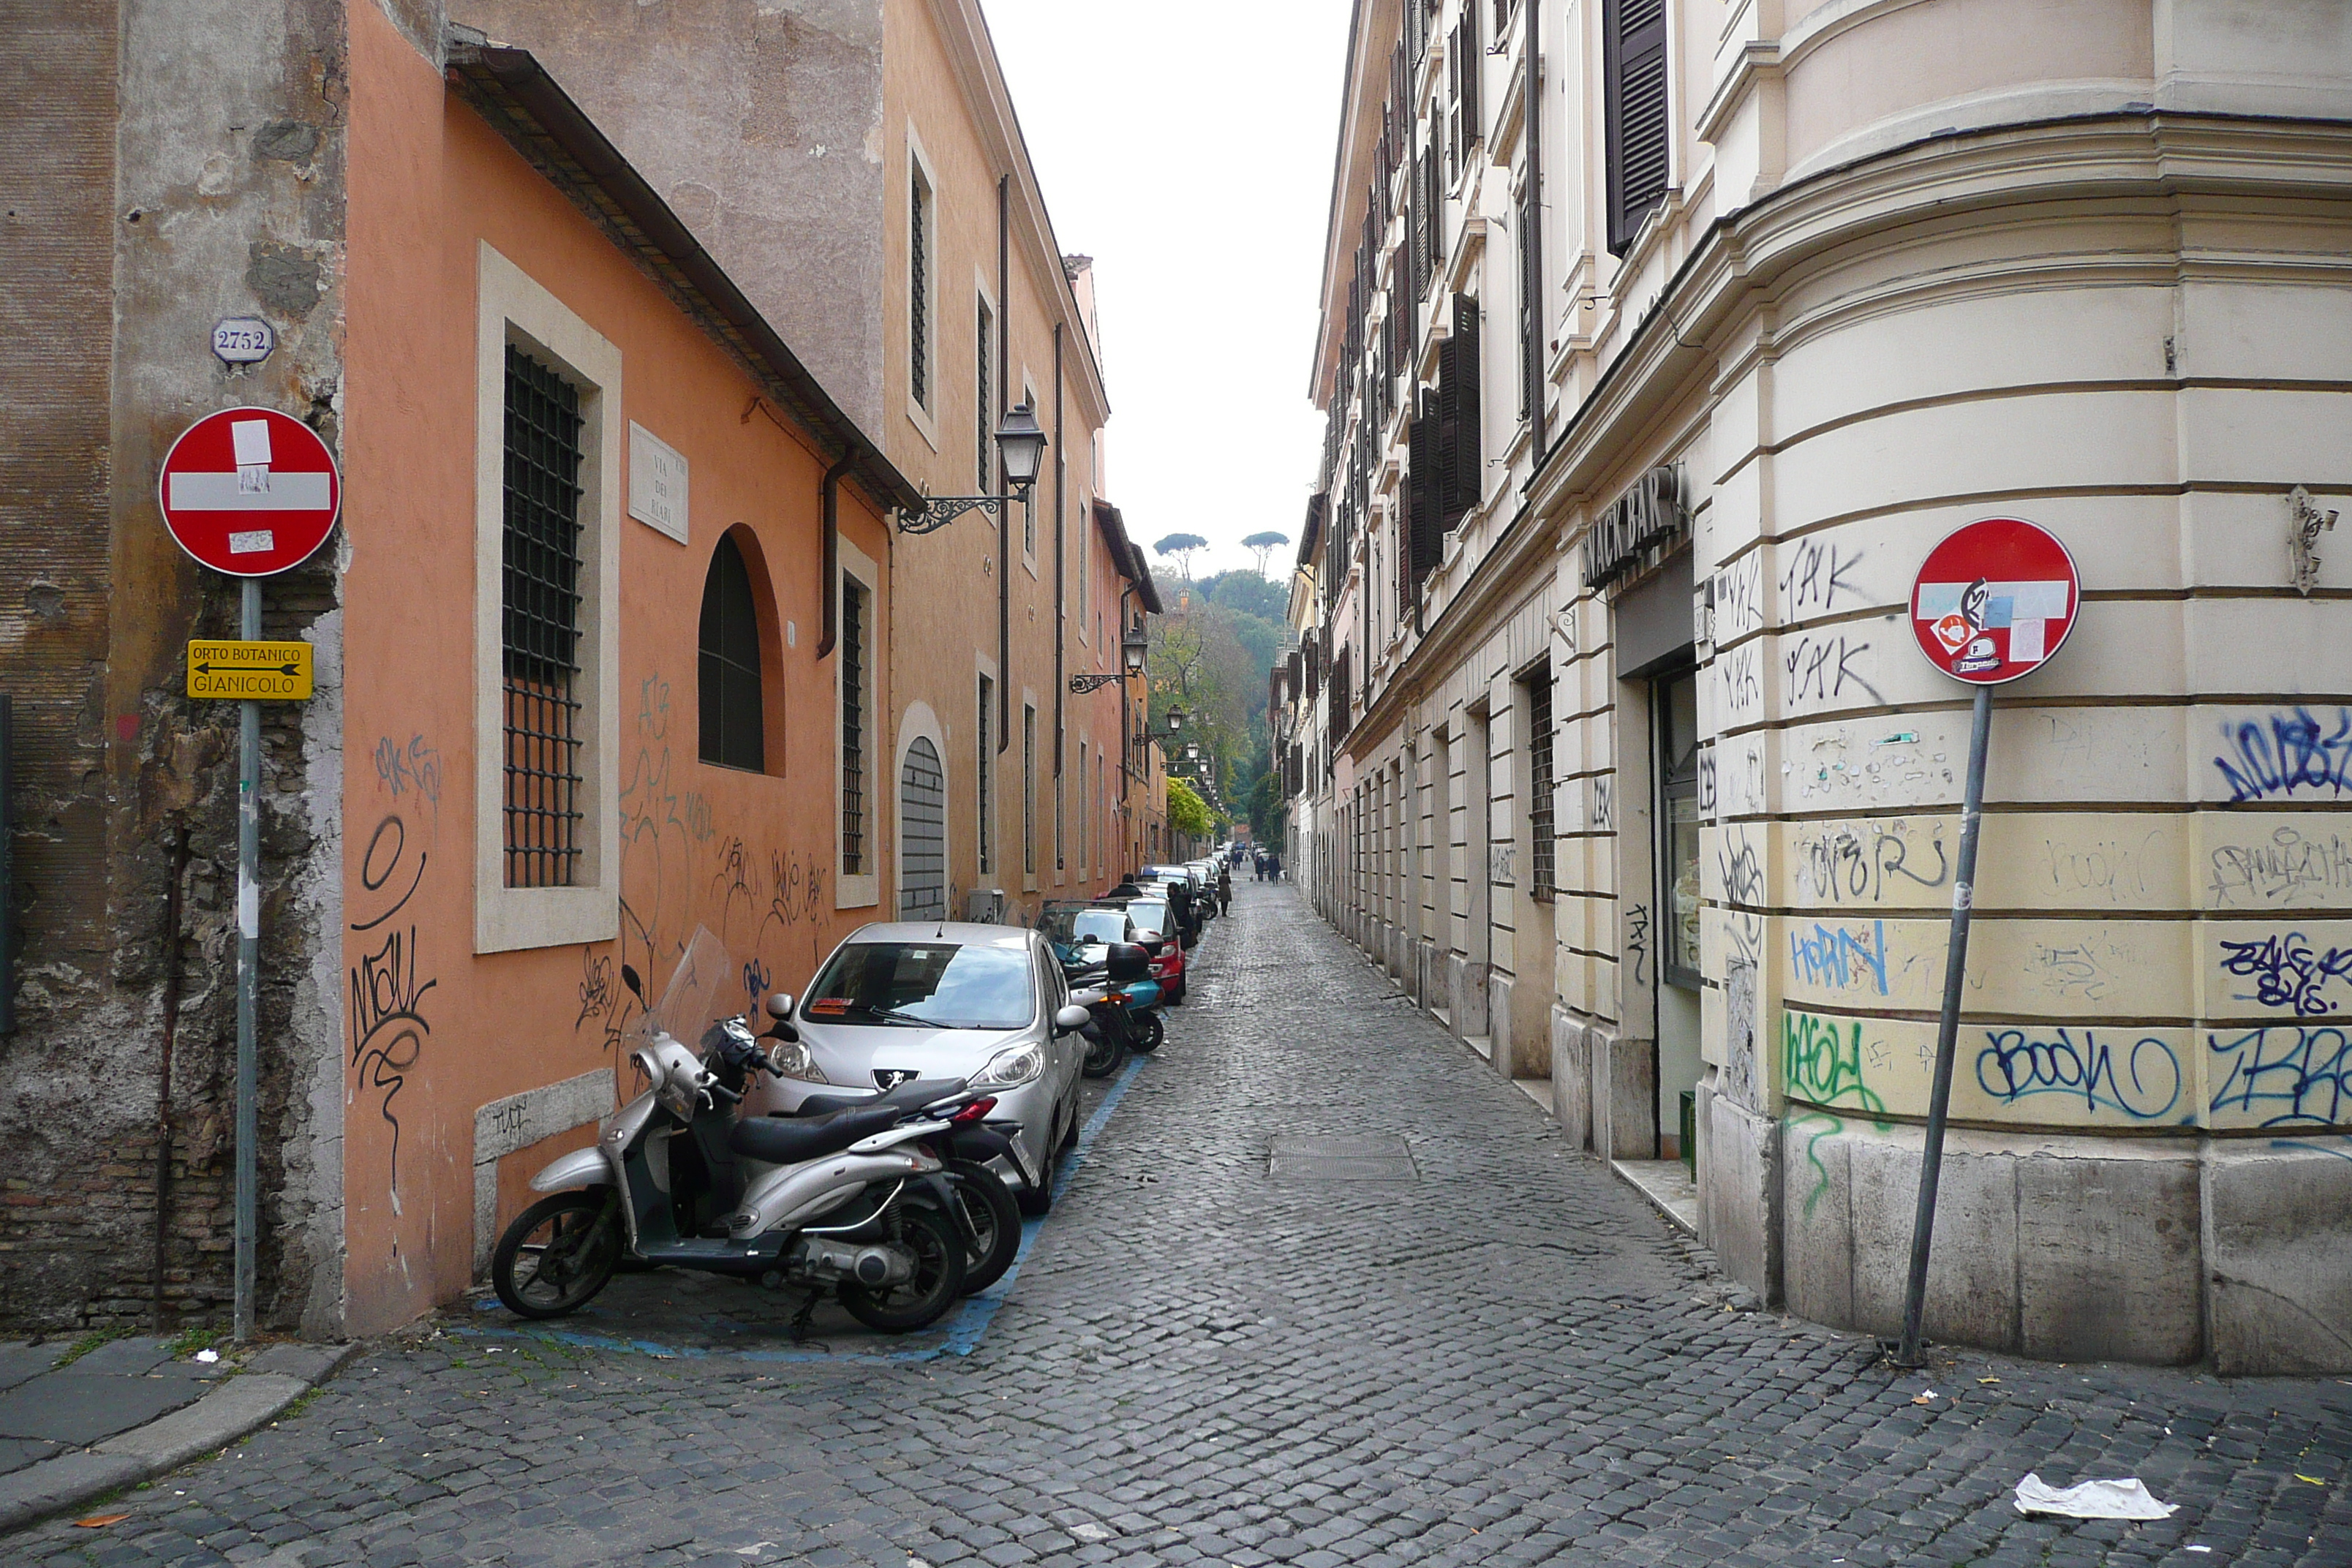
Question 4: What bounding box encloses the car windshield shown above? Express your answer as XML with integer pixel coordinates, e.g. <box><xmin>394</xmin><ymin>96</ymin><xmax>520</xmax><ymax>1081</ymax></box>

<box><xmin>1071</xmin><ymin>910</ymin><xmax>1127</xmax><ymax>945</ymax></box>
<box><xmin>1126</xmin><ymin>901</ymin><xmax>1171</xmax><ymax>936</ymax></box>
<box><xmin>803</xmin><ymin>942</ymin><xmax>1034</xmax><ymax>1030</ymax></box>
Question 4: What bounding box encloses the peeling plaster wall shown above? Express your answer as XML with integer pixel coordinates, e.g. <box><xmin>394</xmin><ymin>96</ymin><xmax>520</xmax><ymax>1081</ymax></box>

<box><xmin>0</xmin><ymin>0</ymin><xmax>349</xmax><ymax>1334</ymax></box>
<box><xmin>450</xmin><ymin>0</ymin><xmax>886</xmax><ymax>437</ymax></box>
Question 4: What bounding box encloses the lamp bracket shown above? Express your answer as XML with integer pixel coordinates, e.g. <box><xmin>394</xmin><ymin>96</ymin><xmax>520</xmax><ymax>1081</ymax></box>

<box><xmin>897</xmin><ymin>494</ymin><xmax>1017</xmax><ymax>535</ymax></box>
<box><xmin>1066</xmin><ymin>672</ymin><xmax>1131</xmax><ymax>694</ymax></box>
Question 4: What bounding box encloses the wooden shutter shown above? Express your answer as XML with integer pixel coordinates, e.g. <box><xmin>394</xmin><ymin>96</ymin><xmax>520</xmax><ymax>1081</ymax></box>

<box><xmin>1408</xmin><ymin>399</ymin><xmax>1441</xmax><ymax>581</ymax></box>
<box><xmin>1450</xmin><ymin>293</ymin><xmax>1482</xmax><ymax>519</ymax></box>
<box><xmin>1605</xmin><ymin>0</ymin><xmax>1670</xmax><ymax>255</ymax></box>
<box><xmin>1434</xmin><ymin>344</ymin><xmax>1460</xmax><ymax>532</ymax></box>
<box><xmin>1411</xmin><ymin>150</ymin><xmax>1429</xmax><ymax>287</ymax></box>
<box><xmin>1460</xmin><ymin>4</ymin><xmax>1481</xmax><ymax>152</ymax></box>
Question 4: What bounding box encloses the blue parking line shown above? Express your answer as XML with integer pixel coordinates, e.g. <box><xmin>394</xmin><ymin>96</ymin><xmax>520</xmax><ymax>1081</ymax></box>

<box><xmin>456</xmin><ymin>1049</ymin><xmax>1153</xmax><ymax>1366</ymax></box>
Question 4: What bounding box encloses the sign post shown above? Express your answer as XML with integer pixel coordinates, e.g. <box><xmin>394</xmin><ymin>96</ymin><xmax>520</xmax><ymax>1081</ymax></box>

<box><xmin>158</xmin><ymin>407</ymin><xmax>339</xmax><ymax>1341</ymax></box>
<box><xmin>1895</xmin><ymin>517</ymin><xmax>2080</xmax><ymax>1368</ymax></box>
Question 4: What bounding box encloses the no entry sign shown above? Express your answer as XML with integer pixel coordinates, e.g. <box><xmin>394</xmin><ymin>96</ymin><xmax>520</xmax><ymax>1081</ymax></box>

<box><xmin>157</xmin><ymin>407</ymin><xmax>341</xmax><ymax>576</ymax></box>
<box><xmin>1908</xmin><ymin>517</ymin><xmax>2079</xmax><ymax>685</ymax></box>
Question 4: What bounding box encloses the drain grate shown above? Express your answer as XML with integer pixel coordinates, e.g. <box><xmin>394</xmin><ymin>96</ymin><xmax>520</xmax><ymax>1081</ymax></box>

<box><xmin>1267</xmin><ymin>1134</ymin><xmax>1419</xmax><ymax>1182</ymax></box>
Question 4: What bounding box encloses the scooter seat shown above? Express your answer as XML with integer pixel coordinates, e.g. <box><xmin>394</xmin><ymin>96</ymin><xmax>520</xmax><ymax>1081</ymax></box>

<box><xmin>728</xmin><ymin>1103</ymin><xmax>905</xmax><ymax>1164</ymax></box>
<box><xmin>791</xmin><ymin>1077</ymin><xmax>968</xmax><ymax>1118</ymax></box>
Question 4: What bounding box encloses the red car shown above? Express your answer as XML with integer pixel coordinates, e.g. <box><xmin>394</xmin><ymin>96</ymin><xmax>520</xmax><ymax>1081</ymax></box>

<box><xmin>1123</xmin><ymin>896</ymin><xmax>1186</xmax><ymax>1004</ymax></box>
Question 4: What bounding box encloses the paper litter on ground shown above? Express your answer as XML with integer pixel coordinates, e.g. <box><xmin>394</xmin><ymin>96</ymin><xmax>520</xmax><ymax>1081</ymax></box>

<box><xmin>2012</xmin><ymin>1473</ymin><xmax>2177</xmax><ymax>1520</ymax></box>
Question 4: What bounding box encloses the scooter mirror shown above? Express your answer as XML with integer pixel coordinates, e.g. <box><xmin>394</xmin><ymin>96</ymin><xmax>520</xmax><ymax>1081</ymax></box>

<box><xmin>1053</xmin><ymin>1003</ymin><xmax>1092</xmax><ymax>1036</ymax></box>
<box><xmin>621</xmin><ymin>965</ymin><xmax>647</xmax><ymax>1004</ymax></box>
<box><xmin>764</xmin><ymin>992</ymin><xmax>795</xmax><ymax>1019</ymax></box>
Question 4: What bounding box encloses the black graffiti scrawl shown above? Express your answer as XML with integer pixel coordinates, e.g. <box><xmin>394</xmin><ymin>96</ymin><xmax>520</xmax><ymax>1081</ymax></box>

<box><xmin>349</xmin><ymin>815</ymin><xmax>437</xmax><ymax>1193</ymax></box>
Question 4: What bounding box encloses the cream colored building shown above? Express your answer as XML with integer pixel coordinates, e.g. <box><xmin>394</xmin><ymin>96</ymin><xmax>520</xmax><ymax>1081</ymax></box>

<box><xmin>1283</xmin><ymin>0</ymin><xmax>2352</xmax><ymax>1371</ymax></box>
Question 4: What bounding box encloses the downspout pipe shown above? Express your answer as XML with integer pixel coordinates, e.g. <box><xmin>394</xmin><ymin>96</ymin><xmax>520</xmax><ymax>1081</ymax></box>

<box><xmin>1524</xmin><ymin>0</ymin><xmax>1548</xmax><ymax>463</ymax></box>
<box><xmin>817</xmin><ymin>450</ymin><xmax>855</xmax><ymax>659</ymax></box>
<box><xmin>997</xmin><ymin>173</ymin><xmax>1011</xmax><ymax>757</ymax></box>
<box><xmin>1052</xmin><ymin>324</ymin><xmax>1065</xmax><ymax>774</ymax></box>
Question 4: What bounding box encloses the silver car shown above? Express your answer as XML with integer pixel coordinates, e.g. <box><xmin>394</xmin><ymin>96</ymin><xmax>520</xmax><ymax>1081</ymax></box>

<box><xmin>744</xmin><ymin>922</ymin><xmax>1090</xmax><ymax>1214</ymax></box>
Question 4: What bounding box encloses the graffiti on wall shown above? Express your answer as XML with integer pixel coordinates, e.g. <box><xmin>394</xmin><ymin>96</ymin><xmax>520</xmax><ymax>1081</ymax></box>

<box><xmin>1793</xmin><ymin>820</ymin><xmax>1949</xmax><ymax>905</ymax></box>
<box><xmin>348</xmin><ymin>815</ymin><xmax>437</xmax><ymax>1194</ymax></box>
<box><xmin>1787</xmin><ymin>919</ymin><xmax>1891</xmax><ymax>996</ymax></box>
<box><xmin>2208</xmin><ymin>1025</ymin><xmax>2352</xmax><ymax>1128</ymax></box>
<box><xmin>2209</xmin><ymin>826</ymin><xmax>2352</xmax><ymax>908</ymax></box>
<box><xmin>1778</xmin><ymin>538</ymin><xmax>1869</xmax><ymax>617</ymax></box>
<box><xmin>2217</xmin><ymin>931</ymin><xmax>2352</xmax><ymax>1018</ymax></box>
<box><xmin>2215</xmin><ymin>708</ymin><xmax>2352</xmax><ymax>803</ymax></box>
<box><xmin>1974</xmin><ymin>1027</ymin><xmax>2184</xmax><ymax>1122</ymax></box>
<box><xmin>1781</xmin><ymin>1009</ymin><xmax>1887</xmax><ymax>1118</ymax></box>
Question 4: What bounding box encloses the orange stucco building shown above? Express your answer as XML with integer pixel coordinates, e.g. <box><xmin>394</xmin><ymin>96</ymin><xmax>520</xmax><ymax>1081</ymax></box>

<box><xmin>337</xmin><ymin>9</ymin><xmax>921</xmax><ymax>1330</ymax></box>
<box><xmin>0</xmin><ymin>0</ymin><xmax>1155</xmax><ymax>1338</ymax></box>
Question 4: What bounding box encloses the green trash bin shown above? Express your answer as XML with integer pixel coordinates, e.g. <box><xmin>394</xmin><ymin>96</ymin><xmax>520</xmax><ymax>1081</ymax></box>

<box><xmin>1678</xmin><ymin>1090</ymin><xmax>1697</xmax><ymax>1177</ymax></box>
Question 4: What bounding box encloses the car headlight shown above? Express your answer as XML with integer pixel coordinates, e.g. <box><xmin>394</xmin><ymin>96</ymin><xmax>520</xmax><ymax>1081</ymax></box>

<box><xmin>972</xmin><ymin>1040</ymin><xmax>1047</xmax><ymax>1090</ymax></box>
<box><xmin>769</xmin><ymin>1038</ymin><xmax>829</xmax><ymax>1085</ymax></box>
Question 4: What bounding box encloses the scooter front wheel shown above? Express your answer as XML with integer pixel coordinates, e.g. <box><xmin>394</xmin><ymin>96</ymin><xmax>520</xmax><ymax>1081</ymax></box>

<box><xmin>946</xmin><ymin>1159</ymin><xmax>1022</xmax><ymax>1295</ymax></box>
<box><xmin>1082</xmin><ymin>1023</ymin><xmax>1127</xmax><ymax>1079</ymax></box>
<box><xmin>491</xmin><ymin>1191</ymin><xmax>622</xmax><ymax>1319</ymax></box>
<box><xmin>1130</xmin><ymin>1011</ymin><xmax>1164</xmax><ymax>1052</ymax></box>
<box><xmin>840</xmin><ymin>1202</ymin><xmax>966</xmax><ymax>1332</ymax></box>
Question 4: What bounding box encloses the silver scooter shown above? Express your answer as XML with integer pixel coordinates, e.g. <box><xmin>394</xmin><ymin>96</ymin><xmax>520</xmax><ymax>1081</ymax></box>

<box><xmin>490</xmin><ymin>929</ymin><xmax>979</xmax><ymax>1333</ymax></box>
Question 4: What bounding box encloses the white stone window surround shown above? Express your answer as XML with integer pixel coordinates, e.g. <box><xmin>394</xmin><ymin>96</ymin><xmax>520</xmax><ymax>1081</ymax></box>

<box><xmin>905</xmin><ymin>124</ymin><xmax>942</xmax><ymax>450</ymax></box>
<box><xmin>837</xmin><ymin>530</ymin><xmax>881</xmax><ymax>910</ymax></box>
<box><xmin>474</xmin><ymin>241</ymin><xmax>623</xmax><ymax>956</ymax></box>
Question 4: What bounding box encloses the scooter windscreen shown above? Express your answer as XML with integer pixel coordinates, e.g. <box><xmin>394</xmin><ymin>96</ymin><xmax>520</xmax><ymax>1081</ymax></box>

<box><xmin>628</xmin><ymin>927</ymin><xmax>751</xmax><ymax>1113</ymax></box>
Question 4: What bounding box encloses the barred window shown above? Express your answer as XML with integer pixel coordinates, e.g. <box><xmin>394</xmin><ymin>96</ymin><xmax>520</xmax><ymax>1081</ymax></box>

<box><xmin>911</xmin><ymin>169</ymin><xmax>932</xmax><ymax>409</ymax></box>
<box><xmin>502</xmin><ymin>344</ymin><xmax>587</xmax><ymax>889</ymax></box>
<box><xmin>1023</xmin><ymin>704</ymin><xmax>1037</xmax><ymax>877</ymax></box>
<box><xmin>840</xmin><ymin>577</ymin><xmax>868</xmax><ymax>875</ymax></box>
<box><xmin>698</xmin><ymin>534</ymin><xmax>765</xmax><ymax>772</ymax></box>
<box><xmin>1525</xmin><ymin>666</ymin><xmax>1555</xmax><ymax>899</ymax></box>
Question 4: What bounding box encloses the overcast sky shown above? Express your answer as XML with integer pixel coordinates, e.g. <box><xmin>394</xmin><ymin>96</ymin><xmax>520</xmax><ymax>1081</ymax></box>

<box><xmin>981</xmin><ymin>0</ymin><xmax>1351</xmax><ymax>584</ymax></box>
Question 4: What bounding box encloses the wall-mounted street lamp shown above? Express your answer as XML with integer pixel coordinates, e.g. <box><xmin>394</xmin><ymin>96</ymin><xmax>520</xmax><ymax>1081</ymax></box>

<box><xmin>1069</xmin><ymin>624</ymin><xmax>1152</xmax><ymax>694</ymax></box>
<box><xmin>898</xmin><ymin>402</ymin><xmax>1048</xmax><ymax>534</ymax></box>
<box><xmin>1166</xmin><ymin>707</ymin><xmax>1186</xmax><ymax>733</ymax></box>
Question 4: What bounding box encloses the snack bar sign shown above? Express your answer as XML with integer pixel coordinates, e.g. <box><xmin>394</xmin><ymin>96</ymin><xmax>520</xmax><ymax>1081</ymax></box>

<box><xmin>1908</xmin><ymin>517</ymin><xmax>2081</xmax><ymax>685</ymax></box>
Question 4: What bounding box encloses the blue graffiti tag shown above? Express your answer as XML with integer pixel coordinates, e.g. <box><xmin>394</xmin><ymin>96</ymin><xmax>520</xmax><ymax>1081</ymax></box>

<box><xmin>2215</xmin><ymin>706</ymin><xmax>2352</xmax><ymax>802</ymax></box>
<box><xmin>1975</xmin><ymin>1028</ymin><xmax>2184</xmax><ymax>1121</ymax></box>
<box><xmin>2217</xmin><ymin>931</ymin><xmax>2352</xmax><ymax>1018</ymax></box>
<box><xmin>1787</xmin><ymin>919</ymin><xmax>1890</xmax><ymax>995</ymax></box>
<box><xmin>2209</xmin><ymin>1026</ymin><xmax>2352</xmax><ymax>1127</ymax></box>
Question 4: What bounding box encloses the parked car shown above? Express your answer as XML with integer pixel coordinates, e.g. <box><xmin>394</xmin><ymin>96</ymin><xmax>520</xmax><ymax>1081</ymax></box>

<box><xmin>745</xmin><ymin>922</ymin><xmax>1092</xmax><ymax>1215</ymax></box>
<box><xmin>1117</xmin><ymin>895</ymin><xmax>1186</xmax><ymax>1003</ymax></box>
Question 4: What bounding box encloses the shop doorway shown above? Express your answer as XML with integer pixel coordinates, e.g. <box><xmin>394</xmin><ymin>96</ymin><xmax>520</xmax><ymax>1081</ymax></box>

<box><xmin>1651</xmin><ymin>666</ymin><xmax>1703</xmax><ymax>1162</ymax></box>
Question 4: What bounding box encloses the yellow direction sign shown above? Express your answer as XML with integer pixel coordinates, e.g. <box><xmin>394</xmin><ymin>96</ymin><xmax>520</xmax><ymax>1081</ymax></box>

<box><xmin>187</xmin><ymin>639</ymin><xmax>313</xmax><ymax>701</ymax></box>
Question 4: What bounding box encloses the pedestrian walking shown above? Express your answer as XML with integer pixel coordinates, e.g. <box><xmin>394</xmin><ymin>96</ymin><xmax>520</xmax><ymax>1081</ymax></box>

<box><xmin>1216</xmin><ymin>862</ymin><xmax>1232</xmax><ymax>915</ymax></box>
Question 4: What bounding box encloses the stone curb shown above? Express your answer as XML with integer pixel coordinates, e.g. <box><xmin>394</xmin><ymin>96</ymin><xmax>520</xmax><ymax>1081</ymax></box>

<box><xmin>0</xmin><ymin>1343</ymin><xmax>359</xmax><ymax>1536</ymax></box>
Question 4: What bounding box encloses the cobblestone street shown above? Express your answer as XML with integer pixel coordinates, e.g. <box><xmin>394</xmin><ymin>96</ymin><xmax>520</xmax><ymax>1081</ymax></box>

<box><xmin>12</xmin><ymin>884</ymin><xmax>2351</xmax><ymax>1568</ymax></box>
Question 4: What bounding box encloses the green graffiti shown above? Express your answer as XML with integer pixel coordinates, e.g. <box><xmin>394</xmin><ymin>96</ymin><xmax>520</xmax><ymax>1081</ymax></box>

<box><xmin>1787</xmin><ymin>1112</ymin><xmax>1845</xmax><ymax>1220</ymax></box>
<box><xmin>1782</xmin><ymin>1008</ymin><xmax>1888</xmax><ymax>1119</ymax></box>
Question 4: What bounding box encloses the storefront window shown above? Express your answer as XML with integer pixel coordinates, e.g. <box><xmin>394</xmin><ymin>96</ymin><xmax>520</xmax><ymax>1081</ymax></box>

<box><xmin>1656</xmin><ymin>667</ymin><xmax>1701</xmax><ymax>989</ymax></box>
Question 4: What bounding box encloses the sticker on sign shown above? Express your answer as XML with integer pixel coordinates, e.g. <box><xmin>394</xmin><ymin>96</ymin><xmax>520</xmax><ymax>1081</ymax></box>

<box><xmin>1907</xmin><ymin>519</ymin><xmax>2080</xmax><ymax>687</ymax></box>
<box><xmin>157</xmin><ymin>407</ymin><xmax>341</xmax><ymax>578</ymax></box>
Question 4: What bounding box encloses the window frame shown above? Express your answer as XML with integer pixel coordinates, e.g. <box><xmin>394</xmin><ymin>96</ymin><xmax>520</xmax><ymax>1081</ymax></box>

<box><xmin>697</xmin><ymin>531</ymin><xmax>768</xmax><ymax>773</ymax></box>
<box><xmin>976</xmin><ymin>668</ymin><xmax>997</xmax><ymax>878</ymax></box>
<box><xmin>836</xmin><ymin>533</ymin><xmax>881</xmax><ymax>908</ymax></box>
<box><xmin>472</xmin><ymin>241</ymin><xmax>622</xmax><ymax>956</ymax></box>
<box><xmin>905</xmin><ymin>127</ymin><xmax>941</xmax><ymax>445</ymax></box>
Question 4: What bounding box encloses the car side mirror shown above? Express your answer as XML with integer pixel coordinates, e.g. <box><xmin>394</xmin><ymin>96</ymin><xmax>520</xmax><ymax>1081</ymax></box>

<box><xmin>1053</xmin><ymin>1003</ymin><xmax>1091</xmax><ymax>1036</ymax></box>
<box><xmin>1105</xmin><ymin>943</ymin><xmax>1149</xmax><ymax>984</ymax></box>
<box><xmin>764</xmin><ymin>992</ymin><xmax>794</xmax><ymax>1019</ymax></box>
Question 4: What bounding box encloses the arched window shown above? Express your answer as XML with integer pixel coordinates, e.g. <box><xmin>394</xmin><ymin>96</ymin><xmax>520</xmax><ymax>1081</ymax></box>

<box><xmin>698</xmin><ymin>533</ymin><xmax>764</xmax><ymax>770</ymax></box>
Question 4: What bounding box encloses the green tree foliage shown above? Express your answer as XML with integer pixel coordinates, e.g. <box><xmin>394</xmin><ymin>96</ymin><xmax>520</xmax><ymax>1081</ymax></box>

<box><xmin>1247</xmin><ymin>768</ymin><xmax>1286</xmax><ymax>846</ymax></box>
<box><xmin>1240</xmin><ymin>530</ymin><xmax>1290</xmax><ymax>578</ymax></box>
<box><xmin>1152</xmin><ymin>532</ymin><xmax>1209</xmax><ymax>579</ymax></box>
<box><xmin>1166</xmin><ymin>777</ymin><xmax>1214</xmax><ymax>837</ymax></box>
